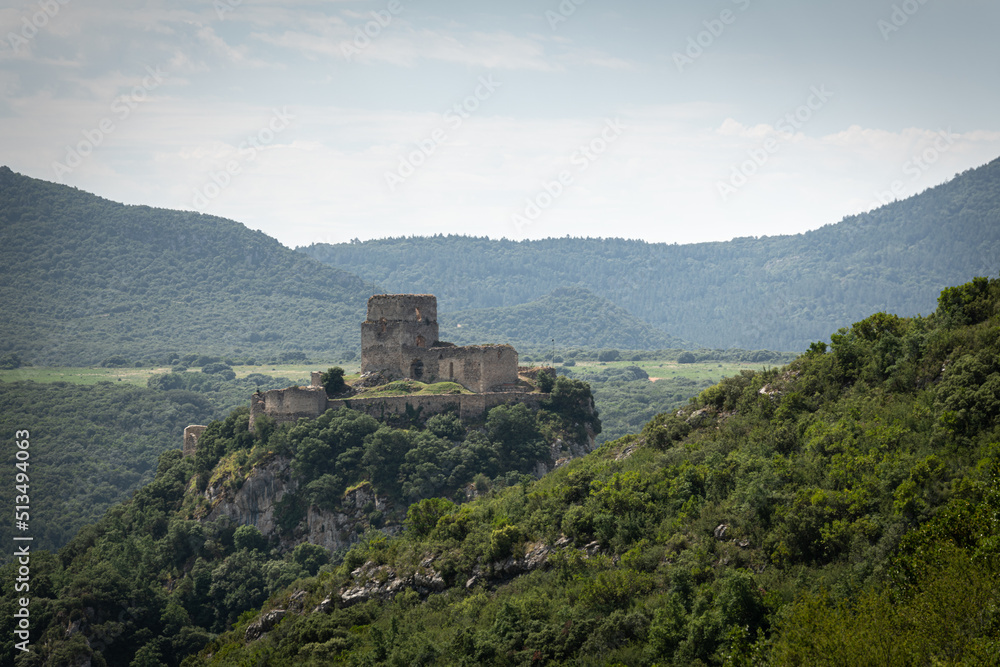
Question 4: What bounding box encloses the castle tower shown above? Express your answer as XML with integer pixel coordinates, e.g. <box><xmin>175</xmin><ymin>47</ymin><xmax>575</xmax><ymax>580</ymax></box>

<box><xmin>361</xmin><ymin>294</ymin><xmax>439</xmax><ymax>379</ymax></box>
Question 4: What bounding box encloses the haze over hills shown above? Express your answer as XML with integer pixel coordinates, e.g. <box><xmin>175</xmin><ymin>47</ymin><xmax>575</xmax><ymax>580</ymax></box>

<box><xmin>444</xmin><ymin>286</ymin><xmax>689</xmax><ymax>352</ymax></box>
<box><xmin>0</xmin><ymin>168</ymin><xmax>692</xmax><ymax>366</ymax></box>
<box><xmin>300</xmin><ymin>156</ymin><xmax>1000</xmax><ymax>352</ymax></box>
<box><xmin>0</xmin><ymin>167</ymin><xmax>369</xmax><ymax>366</ymax></box>
<box><xmin>3</xmin><ymin>156</ymin><xmax>998</xmax><ymax>367</ymax></box>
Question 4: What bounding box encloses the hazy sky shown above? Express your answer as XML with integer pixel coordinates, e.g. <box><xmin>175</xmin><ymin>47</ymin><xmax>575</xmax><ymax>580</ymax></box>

<box><xmin>2</xmin><ymin>0</ymin><xmax>999</xmax><ymax>248</ymax></box>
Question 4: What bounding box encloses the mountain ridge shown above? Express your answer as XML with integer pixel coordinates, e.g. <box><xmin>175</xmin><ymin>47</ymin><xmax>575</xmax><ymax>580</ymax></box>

<box><xmin>0</xmin><ymin>166</ymin><xmax>369</xmax><ymax>366</ymax></box>
<box><xmin>299</xmin><ymin>155</ymin><xmax>1000</xmax><ymax>351</ymax></box>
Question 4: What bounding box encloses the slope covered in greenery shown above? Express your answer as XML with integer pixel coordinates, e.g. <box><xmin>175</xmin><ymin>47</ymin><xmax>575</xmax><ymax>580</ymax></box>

<box><xmin>300</xmin><ymin>156</ymin><xmax>1000</xmax><ymax>351</ymax></box>
<box><xmin>0</xmin><ymin>377</ymin><xmax>600</xmax><ymax>666</ymax></box>
<box><xmin>0</xmin><ymin>167</ymin><xmax>369</xmax><ymax>367</ymax></box>
<box><xmin>0</xmin><ymin>370</ymin><xmax>297</xmax><ymax>555</ymax></box>
<box><xmin>443</xmin><ymin>287</ymin><xmax>688</xmax><ymax>351</ymax></box>
<box><xmin>187</xmin><ymin>276</ymin><xmax>1000</xmax><ymax>665</ymax></box>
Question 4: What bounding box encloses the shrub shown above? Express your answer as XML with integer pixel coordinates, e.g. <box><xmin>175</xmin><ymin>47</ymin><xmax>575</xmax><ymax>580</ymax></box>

<box><xmin>321</xmin><ymin>367</ymin><xmax>346</xmax><ymax>395</ymax></box>
<box><xmin>537</xmin><ymin>370</ymin><xmax>556</xmax><ymax>393</ymax></box>
<box><xmin>233</xmin><ymin>525</ymin><xmax>267</xmax><ymax>552</ymax></box>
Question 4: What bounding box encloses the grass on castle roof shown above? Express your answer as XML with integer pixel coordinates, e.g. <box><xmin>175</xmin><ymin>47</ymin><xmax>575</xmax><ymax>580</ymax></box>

<box><xmin>351</xmin><ymin>380</ymin><xmax>471</xmax><ymax>399</ymax></box>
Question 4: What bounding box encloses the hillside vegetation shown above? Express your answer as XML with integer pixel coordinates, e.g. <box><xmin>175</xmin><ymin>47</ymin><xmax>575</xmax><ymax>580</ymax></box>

<box><xmin>0</xmin><ymin>167</ymin><xmax>368</xmax><ymax>367</ymax></box>
<box><xmin>0</xmin><ymin>370</ymin><xmax>298</xmax><ymax>555</ymax></box>
<box><xmin>443</xmin><ymin>286</ymin><xmax>688</xmax><ymax>351</ymax></box>
<box><xmin>0</xmin><ymin>377</ymin><xmax>600</xmax><ymax>666</ymax></box>
<box><xmin>300</xmin><ymin>156</ymin><xmax>1000</xmax><ymax>351</ymax></box>
<box><xmin>4</xmin><ymin>277</ymin><xmax>1000</xmax><ymax>665</ymax></box>
<box><xmin>188</xmin><ymin>275</ymin><xmax>1000</xmax><ymax>665</ymax></box>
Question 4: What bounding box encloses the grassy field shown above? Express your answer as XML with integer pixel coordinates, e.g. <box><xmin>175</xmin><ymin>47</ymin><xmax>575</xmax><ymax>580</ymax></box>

<box><xmin>542</xmin><ymin>359</ymin><xmax>775</xmax><ymax>385</ymax></box>
<box><xmin>0</xmin><ymin>362</ymin><xmax>363</xmax><ymax>387</ymax></box>
<box><xmin>353</xmin><ymin>380</ymin><xmax>471</xmax><ymax>399</ymax></box>
<box><xmin>0</xmin><ymin>359</ymin><xmax>766</xmax><ymax>390</ymax></box>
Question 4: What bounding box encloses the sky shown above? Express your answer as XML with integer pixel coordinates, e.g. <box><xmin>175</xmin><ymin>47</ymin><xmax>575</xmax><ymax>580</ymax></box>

<box><xmin>1</xmin><ymin>0</ymin><xmax>999</xmax><ymax>249</ymax></box>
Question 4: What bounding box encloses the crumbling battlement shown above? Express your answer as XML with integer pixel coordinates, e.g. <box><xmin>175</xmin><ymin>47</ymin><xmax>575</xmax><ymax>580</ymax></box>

<box><xmin>403</xmin><ymin>343</ymin><xmax>519</xmax><ymax>393</ymax></box>
<box><xmin>361</xmin><ymin>294</ymin><xmax>440</xmax><ymax>379</ymax></box>
<box><xmin>183</xmin><ymin>425</ymin><xmax>208</xmax><ymax>458</ymax></box>
<box><xmin>361</xmin><ymin>294</ymin><xmax>518</xmax><ymax>392</ymax></box>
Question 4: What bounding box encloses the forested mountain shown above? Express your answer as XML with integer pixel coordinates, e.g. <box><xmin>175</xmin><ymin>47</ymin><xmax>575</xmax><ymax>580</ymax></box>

<box><xmin>300</xmin><ymin>156</ymin><xmax>1000</xmax><ymax>351</ymax></box>
<box><xmin>443</xmin><ymin>287</ymin><xmax>688</xmax><ymax>351</ymax></box>
<box><xmin>6</xmin><ymin>277</ymin><xmax>1000</xmax><ymax>665</ymax></box>
<box><xmin>0</xmin><ymin>167</ymin><xmax>369</xmax><ymax>367</ymax></box>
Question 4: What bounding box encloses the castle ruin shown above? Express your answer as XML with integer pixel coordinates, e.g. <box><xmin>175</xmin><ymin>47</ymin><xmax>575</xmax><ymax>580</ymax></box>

<box><xmin>361</xmin><ymin>294</ymin><xmax>518</xmax><ymax>392</ymax></box>
<box><xmin>214</xmin><ymin>294</ymin><xmax>533</xmax><ymax>438</ymax></box>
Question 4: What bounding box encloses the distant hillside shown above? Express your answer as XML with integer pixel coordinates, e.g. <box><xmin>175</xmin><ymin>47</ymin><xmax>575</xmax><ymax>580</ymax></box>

<box><xmin>0</xmin><ymin>167</ymin><xmax>368</xmax><ymax>366</ymax></box>
<box><xmin>442</xmin><ymin>286</ymin><xmax>688</xmax><ymax>351</ymax></box>
<box><xmin>300</xmin><ymin>156</ymin><xmax>1000</xmax><ymax>351</ymax></box>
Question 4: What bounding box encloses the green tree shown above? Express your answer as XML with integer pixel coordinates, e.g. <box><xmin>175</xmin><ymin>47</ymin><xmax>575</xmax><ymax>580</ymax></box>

<box><xmin>321</xmin><ymin>366</ymin><xmax>347</xmax><ymax>395</ymax></box>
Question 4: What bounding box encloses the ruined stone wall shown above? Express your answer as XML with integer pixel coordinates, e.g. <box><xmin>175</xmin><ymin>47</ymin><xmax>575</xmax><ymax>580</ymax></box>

<box><xmin>366</xmin><ymin>294</ymin><xmax>437</xmax><ymax>323</ymax></box>
<box><xmin>183</xmin><ymin>425</ymin><xmax>208</xmax><ymax>458</ymax></box>
<box><xmin>247</xmin><ymin>385</ymin><xmax>546</xmax><ymax>432</ymax></box>
<box><xmin>361</xmin><ymin>294</ymin><xmax>439</xmax><ymax>378</ymax></box>
<box><xmin>395</xmin><ymin>344</ymin><xmax>518</xmax><ymax>392</ymax></box>
<box><xmin>250</xmin><ymin>386</ymin><xmax>328</xmax><ymax>429</ymax></box>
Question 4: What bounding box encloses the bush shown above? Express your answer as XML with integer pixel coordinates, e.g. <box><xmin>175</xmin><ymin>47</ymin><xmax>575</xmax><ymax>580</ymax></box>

<box><xmin>233</xmin><ymin>525</ymin><xmax>267</xmax><ymax>552</ymax></box>
<box><xmin>598</xmin><ymin>349</ymin><xmax>622</xmax><ymax>362</ymax></box>
<box><xmin>0</xmin><ymin>353</ymin><xmax>23</xmax><ymax>369</ymax></box>
<box><xmin>406</xmin><ymin>498</ymin><xmax>456</xmax><ymax>538</ymax></box>
<box><xmin>321</xmin><ymin>367</ymin><xmax>346</xmax><ymax>395</ymax></box>
<box><xmin>292</xmin><ymin>543</ymin><xmax>330</xmax><ymax>576</ymax></box>
<box><xmin>677</xmin><ymin>351</ymin><xmax>696</xmax><ymax>364</ymax></box>
<box><xmin>537</xmin><ymin>370</ymin><xmax>556</xmax><ymax>393</ymax></box>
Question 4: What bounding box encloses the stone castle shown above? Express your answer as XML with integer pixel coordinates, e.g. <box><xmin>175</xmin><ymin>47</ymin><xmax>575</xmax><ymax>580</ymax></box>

<box><xmin>181</xmin><ymin>294</ymin><xmax>540</xmax><ymax>452</ymax></box>
<box><xmin>361</xmin><ymin>294</ymin><xmax>519</xmax><ymax>392</ymax></box>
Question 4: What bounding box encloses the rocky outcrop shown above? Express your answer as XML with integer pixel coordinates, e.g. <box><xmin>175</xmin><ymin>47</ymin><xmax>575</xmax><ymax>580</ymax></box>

<box><xmin>245</xmin><ymin>609</ymin><xmax>286</xmax><ymax>641</ymax></box>
<box><xmin>303</xmin><ymin>483</ymin><xmax>397</xmax><ymax>552</ymax></box>
<box><xmin>203</xmin><ymin>459</ymin><xmax>397</xmax><ymax>553</ymax></box>
<box><xmin>340</xmin><ymin>557</ymin><xmax>446</xmax><ymax>607</ymax></box>
<box><xmin>206</xmin><ymin>459</ymin><xmax>297</xmax><ymax>536</ymax></box>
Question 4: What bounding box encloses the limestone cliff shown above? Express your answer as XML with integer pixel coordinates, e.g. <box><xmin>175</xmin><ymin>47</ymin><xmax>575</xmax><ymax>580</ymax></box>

<box><xmin>199</xmin><ymin>426</ymin><xmax>596</xmax><ymax>555</ymax></box>
<box><xmin>203</xmin><ymin>457</ymin><xmax>397</xmax><ymax>552</ymax></box>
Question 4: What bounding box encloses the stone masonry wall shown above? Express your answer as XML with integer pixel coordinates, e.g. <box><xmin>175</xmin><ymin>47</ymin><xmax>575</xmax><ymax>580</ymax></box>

<box><xmin>250</xmin><ymin>386</ymin><xmax>328</xmax><ymax>430</ymax></box>
<box><xmin>361</xmin><ymin>294</ymin><xmax>439</xmax><ymax>378</ymax></box>
<box><xmin>403</xmin><ymin>344</ymin><xmax>518</xmax><ymax>392</ymax></box>
<box><xmin>183</xmin><ymin>425</ymin><xmax>208</xmax><ymax>458</ymax></box>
